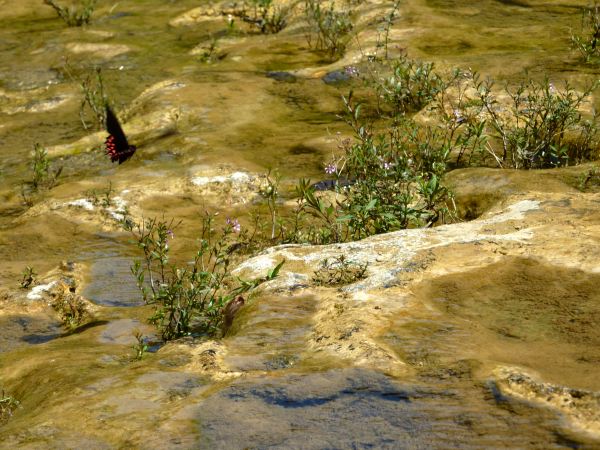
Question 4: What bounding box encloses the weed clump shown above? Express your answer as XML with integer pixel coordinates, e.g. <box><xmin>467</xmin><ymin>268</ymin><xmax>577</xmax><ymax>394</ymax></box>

<box><xmin>51</xmin><ymin>292</ymin><xmax>90</xmax><ymax>330</ymax></box>
<box><xmin>43</xmin><ymin>0</ymin><xmax>97</xmax><ymax>27</ymax></box>
<box><xmin>312</xmin><ymin>255</ymin><xmax>368</xmax><ymax>286</ymax></box>
<box><xmin>364</xmin><ymin>54</ymin><xmax>447</xmax><ymax>119</ymax></box>
<box><xmin>473</xmin><ymin>75</ymin><xmax>600</xmax><ymax>168</ymax></box>
<box><xmin>126</xmin><ymin>215</ymin><xmax>284</xmax><ymax>341</ymax></box>
<box><xmin>304</xmin><ymin>0</ymin><xmax>354</xmax><ymax>60</ymax></box>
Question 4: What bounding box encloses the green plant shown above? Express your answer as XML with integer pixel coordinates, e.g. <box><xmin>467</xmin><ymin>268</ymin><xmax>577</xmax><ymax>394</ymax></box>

<box><xmin>571</xmin><ymin>1</ymin><xmax>600</xmax><ymax>62</ymax></box>
<box><xmin>20</xmin><ymin>266</ymin><xmax>36</xmax><ymax>289</ymax></box>
<box><xmin>474</xmin><ymin>75</ymin><xmax>600</xmax><ymax>168</ymax></box>
<box><xmin>363</xmin><ymin>54</ymin><xmax>447</xmax><ymax>119</ymax></box>
<box><xmin>305</xmin><ymin>0</ymin><xmax>354</xmax><ymax>60</ymax></box>
<box><xmin>125</xmin><ymin>214</ymin><xmax>284</xmax><ymax>341</ymax></box>
<box><xmin>0</xmin><ymin>390</ymin><xmax>20</xmax><ymax>424</ymax></box>
<box><xmin>29</xmin><ymin>143</ymin><xmax>62</xmax><ymax>191</ymax></box>
<box><xmin>296</xmin><ymin>178</ymin><xmax>344</xmax><ymax>243</ymax></box>
<box><xmin>63</xmin><ymin>62</ymin><xmax>107</xmax><ymax>130</ymax></box>
<box><xmin>43</xmin><ymin>0</ymin><xmax>97</xmax><ymax>26</ymax></box>
<box><xmin>132</xmin><ymin>329</ymin><xmax>149</xmax><ymax>360</ymax></box>
<box><xmin>339</xmin><ymin>93</ymin><xmax>454</xmax><ymax>233</ymax></box>
<box><xmin>294</xmin><ymin>92</ymin><xmax>455</xmax><ymax>241</ymax></box>
<box><xmin>312</xmin><ymin>255</ymin><xmax>368</xmax><ymax>286</ymax></box>
<box><xmin>258</xmin><ymin>169</ymin><xmax>282</xmax><ymax>240</ymax></box>
<box><xmin>430</xmin><ymin>69</ymin><xmax>488</xmax><ymax>167</ymax></box>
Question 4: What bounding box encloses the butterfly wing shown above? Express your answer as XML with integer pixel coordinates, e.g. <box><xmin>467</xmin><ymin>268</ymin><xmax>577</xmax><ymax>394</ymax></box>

<box><xmin>105</xmin><ymin>106</ymin><xmax>136</xmax><ymax>164</ymax></box>
<box><xmin>106</xmin><ymin>106</ymin><xmax>129</xmax><ymax>149</ymax></box>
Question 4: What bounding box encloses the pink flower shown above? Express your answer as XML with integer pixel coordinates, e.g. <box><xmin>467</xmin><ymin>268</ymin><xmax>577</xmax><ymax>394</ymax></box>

<box><xmin>226</xmin><ymin>217</ymin><xmax>241</xmax><ymax>233</ymax></box>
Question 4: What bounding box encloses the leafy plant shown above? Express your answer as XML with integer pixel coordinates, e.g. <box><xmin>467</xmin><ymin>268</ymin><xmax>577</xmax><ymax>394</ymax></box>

<box><xmin>304</xmin><ymin>0</ymin><xmax>354</xmax><ymax>60</ymax></box>
<box><xmin>125</xmin><ymin>214</ymin><xmax>284</xmax><ymax>341</ymax></box>
<box><xmin>20</xmin><ymin>266</ymin><xmax>37</xmax><ymax>289</ymax></box>
<box><xmin>474</xmin><ymin>75</ymin><xmax>600</xmax><ymax>168</ymax></box>
<box><xmin>361</xmin><ymin>54</ymin><xmax>448</xmax><ymax>119</ymax></box>
<box><xmin>430</xmin><ymin>69</ymin><xmax>488</xmax><ymax>167</ymax></box>
<box><xmin>43</xmin><ymin>0</ymin><xmax>97</xmax><ymax>27</ymax></box>
<box><xmin>312</xmin><ymin>255</ymin><xmax>368</xmax><ymax>286</ymax></box>
<box><xmin>571</xmin><ymin>1</ymin><xmax>600</xmax><ymax>62</ymax></box>
<box><xmin>296</xmin><ymin>178</ymin><xmax>343</xmax><ymax>242</ymax></box>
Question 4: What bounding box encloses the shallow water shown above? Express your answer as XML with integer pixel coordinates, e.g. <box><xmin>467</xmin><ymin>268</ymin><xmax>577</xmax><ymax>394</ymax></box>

<box><xmin>1</xmin><ymin>0</ymin><xmax>599</xmax><ymax>447</ymax></box>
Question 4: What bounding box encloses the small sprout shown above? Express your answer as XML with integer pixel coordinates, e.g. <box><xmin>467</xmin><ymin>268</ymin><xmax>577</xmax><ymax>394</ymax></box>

<box><xmin>132</xmin><ymin>329</ymin><xmax>149</xmax><ymax>361</ymax></box>
<box><xmin>20</xmin><ymin>266</ymin><xmax>36</xmax><ymax>289</ymax></box>
<box><xmin>0</xmin><ymin>390</ymin><xmax>20</xmax><ymax>424</ymax></box>
<box><xmin>29</xmin><ymin>143</ymin><xmax>62</xmax><ymax>191</ymax></box>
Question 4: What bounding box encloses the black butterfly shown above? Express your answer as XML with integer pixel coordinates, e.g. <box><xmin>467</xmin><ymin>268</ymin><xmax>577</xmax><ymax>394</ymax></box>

<box><xmin>105</xmin><ymin>106</ymin><xmax>136</xmax><ymax>164</ymax></box>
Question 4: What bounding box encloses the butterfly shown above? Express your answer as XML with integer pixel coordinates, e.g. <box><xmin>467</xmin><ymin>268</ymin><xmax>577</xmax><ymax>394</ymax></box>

<box><xmin>105</xmin><ymin>106</ymin><xmax>136</xmax><ymax>164</ymax></box>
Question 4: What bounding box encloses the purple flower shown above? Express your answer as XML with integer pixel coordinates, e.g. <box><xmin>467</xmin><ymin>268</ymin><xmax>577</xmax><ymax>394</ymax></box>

<box><xmin>382</xmin><ymin>161</ymin><xmax>393</xmax><ymax>170</ymax></box>
<box><xmin>453</xmin><ymin>109</ymin><xmax>466</xmax><ymax>124</ymax></box>
<box><xmin>325</xmin><ymin>163</ymin><xmax>337</xmax><ymax>175</ymax></box>
<box><xmin>166</xmin><ymin>229</ymin><xmax>174</xmax><ymax>239</ymax></box>
<box><xmin>226</xmin><ymin>217</ymin><xmax>241</xmax><ymax>233</ymax></box>
<box><xmin>345</xmin><ymin>66</ymin><xmax>359</xmax><ymax>77</ymax></box>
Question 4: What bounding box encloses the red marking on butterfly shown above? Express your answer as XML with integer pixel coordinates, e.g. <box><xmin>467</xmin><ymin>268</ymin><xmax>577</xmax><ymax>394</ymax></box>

<box><xmin>105</xmin><ymin>106</ymin><xmax>137</xmax><ymax>164</ymax></box>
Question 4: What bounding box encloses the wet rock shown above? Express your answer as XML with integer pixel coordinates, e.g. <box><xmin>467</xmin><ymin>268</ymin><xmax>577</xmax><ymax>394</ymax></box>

<box><xmin>493</xmin><ymin>366</ymin><xmax>600</xmax><ymax>439</ymax></box>
<box><xmin>169</xmin><ymin>7</ymin><xmax>220</xmax><ymax>26</ymax></box>
<box><xmin>65</xmin><ymin>42</ymin><xmax>132</xmax><ymax>60</ymax></box>
<box><xmin>0</xmin><ymin>69</ymin><xmax>61</xmax><ymax>90</ymax></box>
<box><xmin>188</xmin><ymin>169</ymin><xmax>264</xmax><ymax>205</ymax></box>
<box><xmin>266</xmin><ymin>71</ymin><xmax>297</xmax><ymax>83</ymax></box>
<box><xmin>83</xmin><ymin>257</ymin><xmax>145</xmax><ymax>307</ymax></box>
<box><xmin>0</xmin><ymin>87</ymin><xmax>71</xmax><ymax>115</ymax></box>
<box><xmin>98</xmin><ymin>319</ymin><xmax>156</xmax><ymax>345</ymax></box>
<box><xmin>321</xmin><ymin>70</ymin><xmax>351</xmax><ymax>85</ymax></box>
<box><xmin>104</xmin><ymin>11</ymin><xmax>134</xmax><ymax>20</ymax></box>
